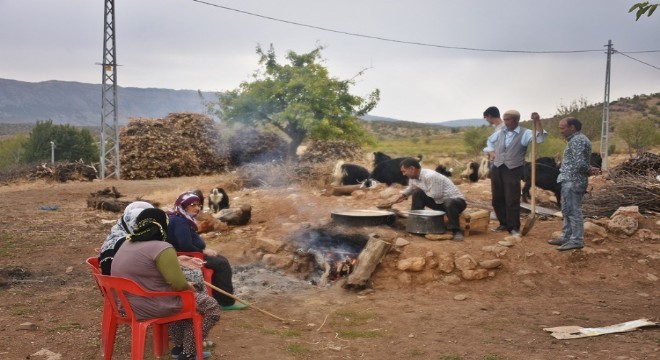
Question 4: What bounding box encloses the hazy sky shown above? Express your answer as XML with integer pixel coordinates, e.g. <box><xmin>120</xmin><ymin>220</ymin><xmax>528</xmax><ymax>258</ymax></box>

<box><xmin>1</xmin><ymin>0</ymin><xmax>659</xmax><ymax>122</ymax></box>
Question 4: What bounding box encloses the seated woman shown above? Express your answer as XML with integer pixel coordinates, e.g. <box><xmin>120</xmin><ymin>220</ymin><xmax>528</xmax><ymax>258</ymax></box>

<box><xmin>167</xmin><ymin>191</ymin><xmax>246</xmax><ymax>310</ymax></box>
<box><xmin>112</xmin><ymin>208</ymin><xmax>220</xmax><ymax>360</ymax></box>
<box><xmin>98</xmin><ymin>201</ymin><xmax>153</xmax><ymax>275</ymax></box>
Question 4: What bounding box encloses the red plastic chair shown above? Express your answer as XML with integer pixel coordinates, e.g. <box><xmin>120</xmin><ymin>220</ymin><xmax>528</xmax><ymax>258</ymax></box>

<box><xmin>93</xmin><ymin>273</ymin><xmax>204</xmax><ymax>360</ymax></box>
<box><xmin>177</xmin><ymin>251</ymin><xmax>214</xmax><ymax>296</ymax></box>
<box><xmin>86</xmin><ymin>257</ymin><xmax>113</xmax><ymax>354</ymax></box>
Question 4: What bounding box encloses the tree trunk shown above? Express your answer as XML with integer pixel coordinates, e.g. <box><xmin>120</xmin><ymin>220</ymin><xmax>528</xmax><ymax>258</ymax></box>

<box><xmin>343</xmin><ymin>236</ymin><xmax>391</xmax><ymax>290</ymax></box>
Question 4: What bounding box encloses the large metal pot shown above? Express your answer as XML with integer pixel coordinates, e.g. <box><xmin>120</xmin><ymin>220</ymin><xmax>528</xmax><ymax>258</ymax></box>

<box><xmin>406</xmin><ymin>210</ymin><xmax>446</xmax><ymax>234</ymax></box>
<box><xmin>331</xmin><ymin>209</ymin><xmax>396</xmax><ymax>227</ymax></box>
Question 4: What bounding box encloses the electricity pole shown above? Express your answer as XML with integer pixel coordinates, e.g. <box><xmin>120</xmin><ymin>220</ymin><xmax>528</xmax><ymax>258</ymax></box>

<box><xmin>100</xmin><ymin>0</ymin><xmax>120</xmax><ymax>179</ymax></box>
<box><xmin>599</xmin><ymin>40</ymin><xmax>612</xmax><ymax>171</ymax></box>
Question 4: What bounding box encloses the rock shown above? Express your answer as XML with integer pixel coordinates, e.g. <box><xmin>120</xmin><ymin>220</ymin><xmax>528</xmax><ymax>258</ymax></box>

<box><xmin>397</xmin><ymin>257</ymin><xmax>426</xmax><ymax>272</ymax></box>
<box><xmin>454</xmin><ymin>254</ymin><xmax>478</xmax><ymax>271</ymax></box>
<box><xmin>394</xmin><ymin>238</ymin><xmax>410</xmax><ymax>247</ymax></box>
<box><xmin>256</xmin><ymin>237</ymin><xmax>285</xmax><ymax>254</ymax></box>
<box><xmin>351</xmin><ymin>190</ymin><xmax>367</xmax><ymax>199</ymax></box>
<box><xmin>442</xmin><ymin>274</ymin><xmax>461</xmax><ymax>285</ymax></box>
<box><xmin>65</xmin><ymin>266</ymin><xmax>73</xmax><ymax>274</ymax></box>
<box><xmin>607</xmin><ymin>215</ymin><xmax>638</xmax><ymax>236</ymax></box>
<box><xmin>414</xmin><ymin>270</ymin><xmax>438</xmax><ymax>284</ymax></box>
<box><xmin>522</xmin><ymin>279</ymin><xmax>537</xmax><ymax>288</ymax></box>
<box><xmin>436</xmin><ymin>253</ymin><xmax>455</xmax><ymax>273</ymax></box>
<box><xmin>551</xmin><ymin>231</ymin><xmax>563</xmax><ymax>240</ymax></box>
<box><xmin>454</xmin><ymin>294</ymin><xmax>468</xmax><ymax>301</ymax></box>
<box><xmin>218</xmin><ymin>204</ymin><xmax>252</xmax><ymax>225</ymax></box>
<box><xmin>638</xmin><ymin>229</ymin><xmax>660</xmax><ymax>243</ymax></box>
<box><xmin>461</xmin><ymin>269</ymin><xmax>489</xmax><ymax>280</ymax></box>
<box><xmin>479</xmin><ymin>259</ymin><xmax>502</xmax><ymax>269</ymax></box>
<box><xmin>262</xmin><ymin>254</ymin><xmax>294</xmax><ymax>269</ymax></box>
<box><xmin>584</xmin><ymin>221</ymin><xmax>608</xmax><ymax>239</ymax></box>
<box><xmin>646</xmin><ymin>273</ymin><xmax>658</xmax><ymax>282</ymax></box>
<box><xmin>481</xmin><ymin>245</ymin><xmax>508</xmax><ymax>257</ymax></box>
<box><xmin>611</xmin><ymin>205</ymin><xmax>641</xmax><ymax>220</ymax></box>
<box><xmin>498</xmin><ymin>240</ymin><xmax>515</xmax><ymax>247</ymax></box>
<box><xmin>19</xmin><ymin>322</ymin><xmax>37</xmax><ymax>331</ymax></box>
<box><xmin>397</xmin><ymin>272</ymin><xmax>412</xmax><ymax>284</ymax></box>
<box><xmin>425</xmin><ymin>233</ymin><xmax>453</xmax><ymax>241</ymax></box>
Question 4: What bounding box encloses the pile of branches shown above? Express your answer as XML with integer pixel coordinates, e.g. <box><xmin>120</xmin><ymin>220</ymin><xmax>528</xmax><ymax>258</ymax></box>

<box><xmin>583</xmin><ymin>153</ymin><xmax>660</xmax><ymax>217</ymax></box>
<box><xmin>86</xmin><ymin>187</ymin><xmax>160</xmax><ymax>212</ymax></box>
<box><xmin>229</xmin><ymin>129</ymin><xmax>288</xmax><ymax>166</ymax></box>
<box><xmin>299</xmin><ymin>140</ymin><xmax>364</xmax><ymax>163</ymax></box>
<box><xmin>235</xmin><ymin>160</ymin><xmax>335</xmax><ymax>188</ymax></box>
<box><xmin>120</xmin><ymin>113</ymin><xmax>229</xmax><ymax>180</ymax></box>
<box><xmin>26</xmin><ymin>160</ymin><xmax>98</xmax><ymax>182</ymax></box>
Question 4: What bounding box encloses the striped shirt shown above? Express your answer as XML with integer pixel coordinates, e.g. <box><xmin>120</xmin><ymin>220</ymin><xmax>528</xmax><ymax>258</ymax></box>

<box><xmin>403</xmin><ymin>169</ymin><xmax>464</xmax><ymax>204</ymax></box>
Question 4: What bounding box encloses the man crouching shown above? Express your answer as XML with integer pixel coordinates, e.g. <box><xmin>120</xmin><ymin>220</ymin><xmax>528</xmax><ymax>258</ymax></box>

<box><xmin>394</xmin><ymin>158</ymin><xmax>467</xmax><ymax>241</ymax></box>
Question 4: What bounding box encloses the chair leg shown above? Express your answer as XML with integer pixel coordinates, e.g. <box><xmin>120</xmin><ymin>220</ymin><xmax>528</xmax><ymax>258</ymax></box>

<box><xmin>193</xmin><ymin>316</ymin><xmax>204</xmax><ymax>360</ymax></box>
<box><xmin>131</xmin><ymin>323</ymin><xmax>149</xmax><ymax>360</ymax></box>
<box><xmin>103</xmin><ymin>318</ymin><xmax>118</xmax><ymax>360</ymax></box>
<box><xmin>153</xmin><ymin>324</ymin><xmax>170</xmax><ymax>357</ymax></box>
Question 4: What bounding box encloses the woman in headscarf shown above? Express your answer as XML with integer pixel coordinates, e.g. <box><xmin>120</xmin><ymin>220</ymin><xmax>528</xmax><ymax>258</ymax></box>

<box><xmin>167</xmin><ymin>191</ymin><xmax>246</xmax><ymax>310</ymax></box>
<box><xmin>112</xmin><ymin>208</ymin><xmax>219</xmax><ymax>360</ymax></box>
<box><xmin>98</xmin><ymin>201</ymin><xmax>153</xmax><ymax>275</ymax></box>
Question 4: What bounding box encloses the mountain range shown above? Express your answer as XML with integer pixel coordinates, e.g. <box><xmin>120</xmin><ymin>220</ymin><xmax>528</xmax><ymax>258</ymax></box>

<box><xmin>0</xmin><ymin>78</ymin><xmax>484</xmax><ymax>128</ymax></box>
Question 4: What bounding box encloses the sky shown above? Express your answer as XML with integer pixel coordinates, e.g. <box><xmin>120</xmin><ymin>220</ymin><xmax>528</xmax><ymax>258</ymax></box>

<box><xmin>1</xmin><ymin>0</ymin><xmax>659</xmax><ymax>123</ymax></box>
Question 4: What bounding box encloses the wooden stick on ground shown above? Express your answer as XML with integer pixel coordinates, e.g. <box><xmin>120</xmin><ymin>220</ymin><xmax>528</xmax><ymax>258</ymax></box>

<box><xmin>203</xmin><ymin>281</ymin><xmax>292</xmax><ymax>322</ymax></box>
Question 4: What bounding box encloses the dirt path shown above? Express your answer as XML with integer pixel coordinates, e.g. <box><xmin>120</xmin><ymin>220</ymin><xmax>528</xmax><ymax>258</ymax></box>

<box><xmin>0</xmin><ymin>176</ymin><xmax>658</xmax><ymax>360</ymax></box>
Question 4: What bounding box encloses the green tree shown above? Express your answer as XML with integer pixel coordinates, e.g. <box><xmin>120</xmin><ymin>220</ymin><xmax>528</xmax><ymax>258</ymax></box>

<box><xmin>0</xmin><ymin>134</ymin><xmax>27</xmax><ymax>169</ymax></box>
<box><xmin>629</xmin><ymin>2</ymin><xmax>658</xmax><ymax>20</ymax></box>
<box><xmin>553</xmin><ymin>97</ymin><xmax>601</xmax><ymax>140</ymax></box>
<box><xmin>617</xmin><ymin>118</ymin><xmax>657</xmax><ymax>156</ymax></box>
<box><xmin>463</xmin><ymin>126</ymin><xmax>491</xmax><ymax>159</ymax></box>
<box><xmin>23</xmin><ymin>120</ymin><xmax>99</xmax><ymax>163</ymax></box>
<box><xmin>216</xmin><ymin>45</ymin><xmax>380</xmax><ymax>159</ymax></box>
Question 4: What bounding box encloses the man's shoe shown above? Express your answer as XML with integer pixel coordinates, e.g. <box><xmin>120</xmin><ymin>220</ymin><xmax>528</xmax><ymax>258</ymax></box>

<box><xmin>177</xmin><ymin>352</ymin><xmax>212</xmax><ymax>360</ymax></box>
<box><xmin>510</xmin><ymin>230</ymin><xmax>522</xmax><ymax>237</ymax></box>
<box><xmin>222</xmin><ymin>302</ymin><xmax>248</xmax><ymax>311</ymax></box>
<box><xmin>547</xmin><ymin>239</ymin><xmax>565</xmax><ymax>246</ymax></box>
<box><xmin>452</xmin><ymin>232</ymin><xmax>464</xmax><ymax>241</ymax></box>
<box><xmin>172</xmin><ymin>347</ymin><xmax>211</xmax><ymax>360</ymax></box>
<box><xmin>491</xmin><ymin>225</ymin><xmax>507</xmax><ymax>233</ymax></box>
<box><xmin>557</xmin><ymin>242</ymin><xmax>583</xmax><ymax>251</ymax></box>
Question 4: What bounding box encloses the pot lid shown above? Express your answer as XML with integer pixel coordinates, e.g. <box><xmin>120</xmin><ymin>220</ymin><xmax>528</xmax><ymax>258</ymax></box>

<box><xmin>407</xmin><ymin>209</ymin><xmax>446</xmax><ymax>216</ymax></box>
<box><xmin>331</xmin><ymin>209</ymin><xmax>395</xmax><ymax>217</ymax></box>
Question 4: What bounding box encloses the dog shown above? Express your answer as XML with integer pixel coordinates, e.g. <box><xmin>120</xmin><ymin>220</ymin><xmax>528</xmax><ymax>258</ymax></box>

<box><xmin>208</xmin><ymin>187</ymin><xmax>229</xmax><ymax>213</ymax></box>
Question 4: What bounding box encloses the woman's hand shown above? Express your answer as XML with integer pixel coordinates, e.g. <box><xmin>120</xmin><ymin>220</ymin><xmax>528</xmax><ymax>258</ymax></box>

<box><xmin>203</xmin><ymin>248</ymin><xmax>218</xmax><ymax>257</ymax></box>
<box><xmin>178</xmin><ymin>255</ymin><xmax>205</xmax><ymax>269</ymax></box>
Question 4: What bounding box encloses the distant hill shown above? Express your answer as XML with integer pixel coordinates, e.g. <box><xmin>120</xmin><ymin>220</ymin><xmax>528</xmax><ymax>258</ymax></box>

<box><xmin>433</xmin><ymin>118</ymin><xmax>485</xmax><ymax>128</ymax></box>
<box><xmin>0</xmin><ymin>78</ymin><xmax>217</xmax><ymax>126</ymax></box>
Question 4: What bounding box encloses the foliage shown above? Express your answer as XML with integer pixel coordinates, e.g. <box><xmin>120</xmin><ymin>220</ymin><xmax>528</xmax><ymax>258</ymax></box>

<box><xmin>216</xmin><ymin>45</ymin><xmax>379</xmax><ymax>159</ymax></box>
<box><xmin>552</xmin><ymin>97</ymin><xmax>601</xmax><ymax>140</ymax></box>
<box><xmin>629</xmin><ymin>2</ymin><xmax>658</xmax><ymax>20</ymax></box>
<box><xmin>462</xmin><ymin>126</ymin><xmax>491</xmax><ymax>159</ymax></box>
<box><xmin>617</xmin><ymin>118</ymin><xmax>658</xmax><ymax>155</ymax></box>
<box><xmin>22</xmin><ymin>120</ymin><xmax>99</xmax><ymax>163</ymax></box>
<box><xmin>0</xmin><ymin>134</ymin><xmax>27</xmax><ymax>170</ymax></box>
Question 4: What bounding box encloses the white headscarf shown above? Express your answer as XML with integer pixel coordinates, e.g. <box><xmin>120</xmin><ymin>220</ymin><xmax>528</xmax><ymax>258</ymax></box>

<box><xmin>100</xmin><ymin>201</ymin><xmax>154</xmax><ymax>253</ymax></box>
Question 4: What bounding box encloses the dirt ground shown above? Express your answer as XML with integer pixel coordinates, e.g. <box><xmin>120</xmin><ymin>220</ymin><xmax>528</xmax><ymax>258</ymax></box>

<box><xmin>0</xmin><ymin>172</ymin><xmax>658</xmax><ymax>360</ymax></box>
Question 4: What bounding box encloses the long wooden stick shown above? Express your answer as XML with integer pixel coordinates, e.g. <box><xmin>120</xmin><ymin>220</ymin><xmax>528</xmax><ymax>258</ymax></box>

<box><xmin>203</xmin><ymin>281</ymin><xmax>290</xmax><ymax>322</ymax></box>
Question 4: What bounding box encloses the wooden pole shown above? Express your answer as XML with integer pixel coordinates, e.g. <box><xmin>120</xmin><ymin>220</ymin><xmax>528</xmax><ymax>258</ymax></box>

<box><xmin>203</xmin><ymin>281</ymin><xmax>291</xmax><ymax>322</ymax></box>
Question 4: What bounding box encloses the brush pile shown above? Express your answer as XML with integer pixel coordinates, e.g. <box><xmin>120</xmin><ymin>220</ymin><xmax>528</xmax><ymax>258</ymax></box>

<box><xmin>299</xmin><ymin>140</ymin><xmax>364</xmax><ymax>163</ymax></box>
<box><xmin>120</xmin><ymin>113</ymin><xmax>229</xmax><ymax>180</ymax></box>
<box><xmin>26</xmin><ymin>160</ymin><xmax>98</xmax><ymax>182</ymax></box>
<box><xmin>584</xmin><ymin>152</ymin><xmax>660</xmax><ymax>217</ymax></box>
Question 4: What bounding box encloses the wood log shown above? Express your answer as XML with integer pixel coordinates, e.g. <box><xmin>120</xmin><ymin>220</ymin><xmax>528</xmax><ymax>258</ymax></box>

<box><xmin>326</xmin><ymin>184</ymin><xmax>364</xmax><ymax>196</ymax></box>
<box><xmin>343</xmin><ymin>236</ymin><xmax>391</xmax><ymax>290</ymax></box>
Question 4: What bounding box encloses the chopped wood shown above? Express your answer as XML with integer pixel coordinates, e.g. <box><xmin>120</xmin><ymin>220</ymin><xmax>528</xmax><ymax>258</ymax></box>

<box><xmin>343</xmin><ymin>236</ymin><xmax>392</xmax><ymax>290</ymax></box>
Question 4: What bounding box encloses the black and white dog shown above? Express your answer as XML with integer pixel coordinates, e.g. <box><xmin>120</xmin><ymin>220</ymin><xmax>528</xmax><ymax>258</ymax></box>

<box><xmin>208</xmin><ymin>187</ymin><xmax>229</xmax><ymax>213</ymax></box>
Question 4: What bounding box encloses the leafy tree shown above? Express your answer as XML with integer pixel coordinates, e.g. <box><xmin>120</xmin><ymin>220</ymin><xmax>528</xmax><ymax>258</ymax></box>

<box><xmin>463</xmin><ymin>126</ymin><xmax>491</xmax><ymax>159</ymax></box>
<box><xmin>629</xmin><ymin>2</ymin><xmax>658</xmax><ymax>20</ymax></box>
<box><xmin>617</xmin><ymin>118</ymin><xmax>657</xmax><ymax>156</ymax></box>
<box><xmin>553</xmin><ymin>97</ymin><xmax>601</xmax><ymax>140</ymax></box>
<box><xmin>0</xmin><ymin>134</ymin><xmax>27</xmax><ymax>169</ymax></box>
<box><xmin>215</xmin><ymin>45</ymin><xmax>380</xmax><ymax>159</ymax></box>
<box><xmin>23</xmin><ymin>120</ymin><xmax>99</xmax><ymax>163</ymax></box>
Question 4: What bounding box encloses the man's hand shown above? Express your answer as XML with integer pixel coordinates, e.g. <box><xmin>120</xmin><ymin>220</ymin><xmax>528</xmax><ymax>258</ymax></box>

<box><xmin>531</xmin><ymin>112</ymin><xmax>541</xmax><ymax>122</ymax></box>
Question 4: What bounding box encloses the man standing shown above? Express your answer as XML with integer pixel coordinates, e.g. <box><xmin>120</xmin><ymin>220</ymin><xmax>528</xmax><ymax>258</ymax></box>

<box><xmin>394</xmin><ymin>158</ymin><xmax>467</xmax><ymax>241</ymax></box>
<box><xmin>548</xmin><ymin>117</ymin><xmax>597</xmax><ymax>251</ymax></box>
<box><xmin>486</xmin><ymin>110</ymin><xmax>546</xmax><ymax>237</ymax></box>
<box><xmin>482</xmin><ymin>106</ymin><xmax>505</xmax><ymax>175</ymax></box>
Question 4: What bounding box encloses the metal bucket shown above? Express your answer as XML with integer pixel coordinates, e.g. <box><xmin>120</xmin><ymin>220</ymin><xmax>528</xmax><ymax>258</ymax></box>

<box><xmin>406</xmin><ymin>210</ymin><xmax>446</xmax><ymax>234</ymax></box>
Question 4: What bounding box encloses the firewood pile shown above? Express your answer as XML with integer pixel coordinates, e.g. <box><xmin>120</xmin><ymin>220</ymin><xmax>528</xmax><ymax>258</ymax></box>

<box><xmin>299</xmin><ymin>140</ymin><xmax>364</xmax><ymax>163</ymax></box>
<box><xmin>229</xmin><ymin>129</ymin><xmax>288</xmax><ymax>166</ymax></box>
<box><xmin>86</xmin><ymin>186</ymin><xmax>160</xmax><ymax>212</ymax></box>
<box><xmin>583</xmin><ymin>152</ymin><xmax>660</xmax><ymax>217</ymax></box>
<box><xmin>26</xmin><ymin>160</ymin><xmax>98</xmax><ymax>182</ymax></box>
<box><xmin>119</xmin><ymin>113</ymin><xmax>229</xmax><ymax>180</ymax></box>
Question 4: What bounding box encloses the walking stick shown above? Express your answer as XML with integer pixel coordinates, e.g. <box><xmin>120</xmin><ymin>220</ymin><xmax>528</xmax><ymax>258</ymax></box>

<box><xmin>522</xmin><ymin>120</ymin><xmax>539</xmax><ymax>236</ymax></box>
<box><xmin>203</xmin><ymin>281</ymin><xmax>291</xmax><ymax>322</ymax></box>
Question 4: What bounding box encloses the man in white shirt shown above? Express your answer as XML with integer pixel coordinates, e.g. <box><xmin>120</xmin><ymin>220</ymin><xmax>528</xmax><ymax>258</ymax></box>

<box><xmin>394</xmin><ymin>158</ymin><xmax>467</xmax><ymax>241</ymax></box>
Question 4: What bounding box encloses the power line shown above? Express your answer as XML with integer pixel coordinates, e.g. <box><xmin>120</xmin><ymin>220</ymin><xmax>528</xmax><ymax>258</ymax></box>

<box><xmin>191</xmin><ymin>0</ymin><xmax>610</xmax><ymax>54</ymax></box>
<box><xmin>615</xmin><ymin>51</ymin><xmax>660</xmax><ymax>71</ymax></box>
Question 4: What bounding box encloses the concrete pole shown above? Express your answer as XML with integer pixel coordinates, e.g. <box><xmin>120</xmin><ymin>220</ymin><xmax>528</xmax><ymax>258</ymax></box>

<box><xmin>50</xmin><ymin>141</ymin><xmax>55</xmax><ymax>164</ymax></box>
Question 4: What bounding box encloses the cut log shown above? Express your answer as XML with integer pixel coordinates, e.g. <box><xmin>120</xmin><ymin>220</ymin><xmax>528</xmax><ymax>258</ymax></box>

<box><xmin>343</xmin><ymin>236</ymin><xmax>391</xmax><ymax>290</ymax></box>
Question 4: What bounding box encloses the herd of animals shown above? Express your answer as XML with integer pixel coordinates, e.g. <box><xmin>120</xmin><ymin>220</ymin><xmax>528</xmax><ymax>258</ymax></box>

<box><xmin>333</xmin><ymin>151</ymin><xmax>603</xmax><ymax>207</ymax></box>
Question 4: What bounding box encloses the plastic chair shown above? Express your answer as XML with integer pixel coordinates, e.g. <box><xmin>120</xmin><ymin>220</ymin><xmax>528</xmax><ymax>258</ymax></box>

<box><xmin>177</xmin><ymin>251</ymin><xmax>214</xmax><ymax>296</ymax></box>
<box><xmin>86</xmin><ymin>257</ymin><xmax>113</xmax><ymax>354</ymax></box>
<box><xmin>93</xmin><ymin>273</ymin><xmax>204</xmax><ymax>360</ymax></box>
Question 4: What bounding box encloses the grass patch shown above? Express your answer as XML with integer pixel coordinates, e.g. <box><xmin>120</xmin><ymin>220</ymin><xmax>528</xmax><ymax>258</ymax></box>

<box><xmin>10</xmin><ymin>306</ymin><xmax>33</xmax><ymax>316</ymax></box>
<box><xmin>439</xmin><ymin>356</ymin><xmax>463</xmax><ymax>360</ymax></box>
<box><xmin>235</xmin><ymin>320</ymin><xmax>255</xmax><ymax>329</ymax></box>
<box><xmin>481</xmin><ymin>355</ymin><xmax>507</xmax><ymax>360</ymax></box>
<box><xmin>337</xmin><ymin>329</ymin><xmax>382</xmax><ymax>338</ymax></box>
<box><xmin>282</xmin><ymin>329</ymin><xmax>302</xmax><ymax>337</ymax></box>
<box><xmin>286</xmin><ymin>343</ymin><xmax>313</xmax><ymax>356</ymax></box>
<box><xmin>48</xmin><ymin>323</ymin><xmax>83</xmax><ymax>332</ymax></box>
<box><xmin>410</xmin><ymin>348</ymin><xmax>427</xmax><ymax>356</ymax></box>
<box><xmin>334</xmin><ymin>310</ymin><xmax>377</xmax><ymax>327</ymax></box>
<box><xmin>259</xmin><ymin>327</ymin><xmax>279</xmax><ymax>335</ymax></box>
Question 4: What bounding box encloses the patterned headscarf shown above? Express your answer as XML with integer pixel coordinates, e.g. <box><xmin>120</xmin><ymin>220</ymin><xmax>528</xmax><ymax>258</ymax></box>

<box><xmin>100</xmin><ymin>201</ymin><xmax>154</xmax><ymax>253</ymax></box>
<box><xmin>166</xmin><ymin>191</ymin><xmax>200</xmax><ymax>231</ymax></box>
<box><xmin>127</xmin><ymin>208</ymin><xmax>169</xmax><ymax>242</ymax></box>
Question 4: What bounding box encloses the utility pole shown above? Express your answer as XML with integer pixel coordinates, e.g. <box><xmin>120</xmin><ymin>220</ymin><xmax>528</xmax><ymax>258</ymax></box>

<box><xmin>50</xmin><ymin>141</ymin><xmax>55</xmax><ymax>164</ymax></box>
<box><xmin>100</xmin><ymin>0</ymin><xmax>120</xmax><ymax>179</ymax></box>
<box><xmin>599</xmin><ymin>40</ymin><xmax>612</xmax><ymax>171</ymax></box>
